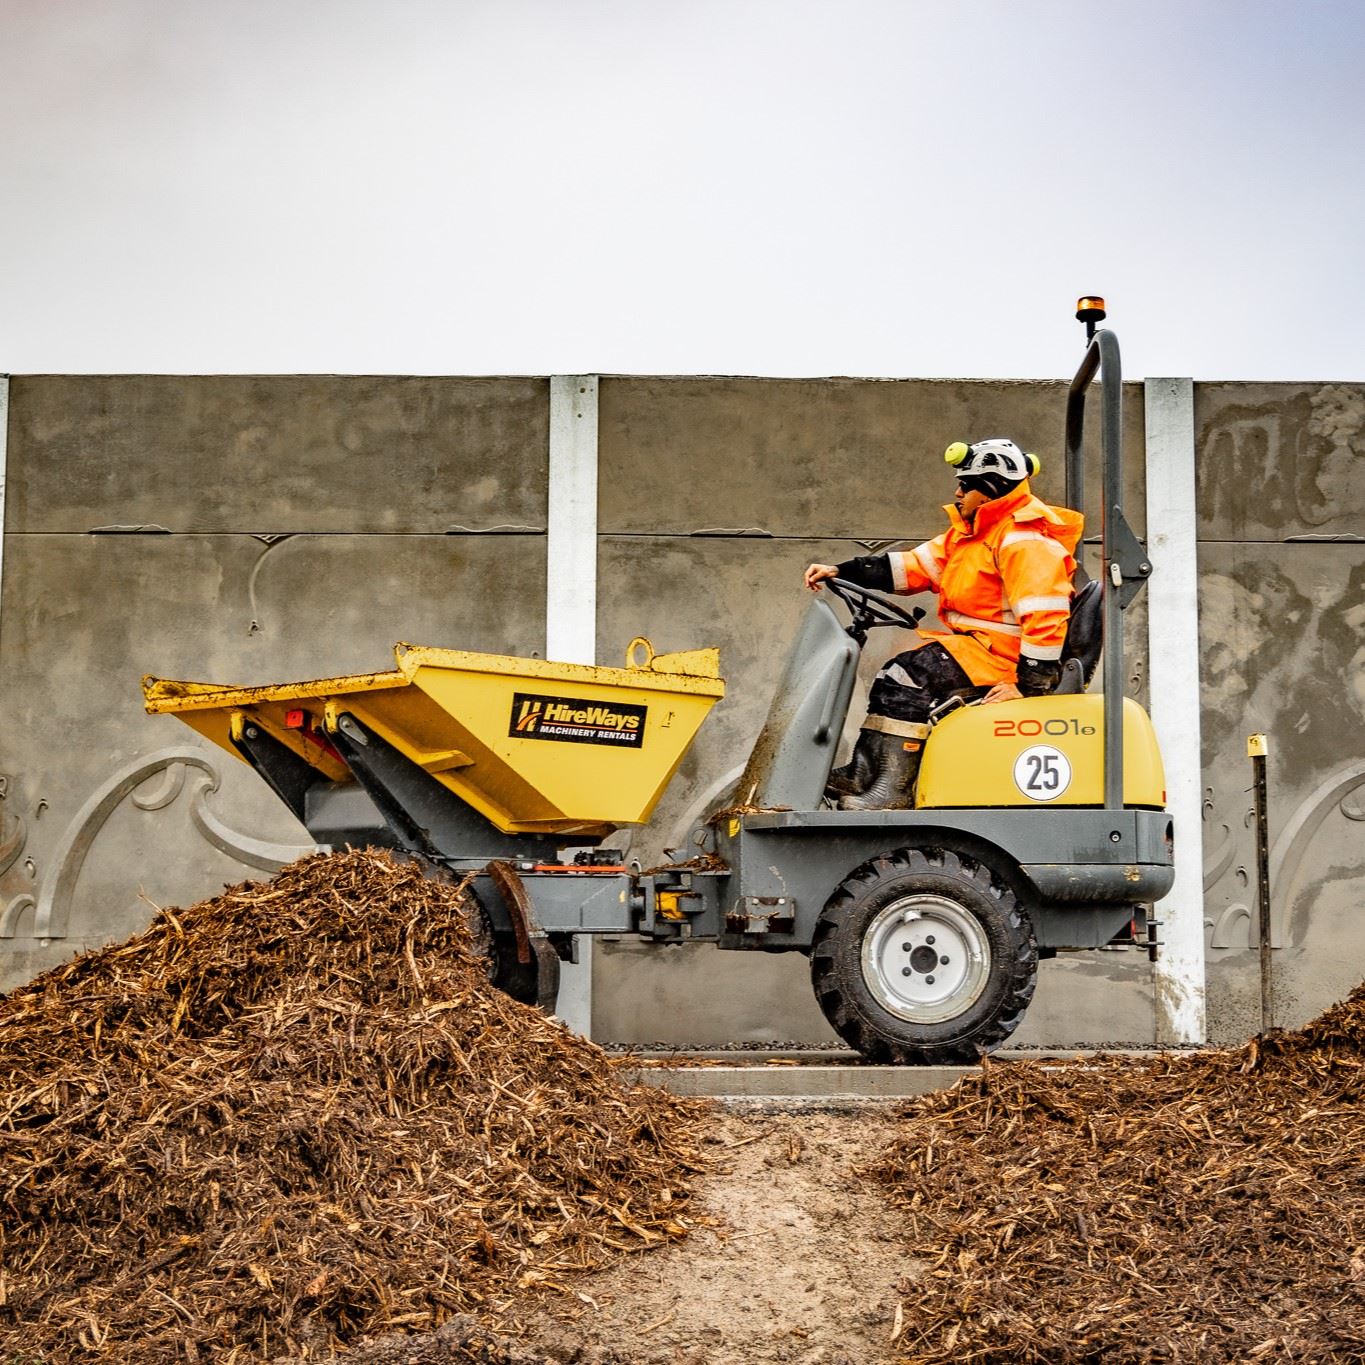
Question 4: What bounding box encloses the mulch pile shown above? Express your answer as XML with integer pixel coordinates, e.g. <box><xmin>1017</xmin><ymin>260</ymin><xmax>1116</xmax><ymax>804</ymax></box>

<box><xmin>0</xmin><ymin>850</ymin><xmax>709</xmax><ymax>1363</ymax></box>
<box><xmin>873</xmin><ymin>990</ymin><xmax>1365</xmax><ymax>1363</ymax></box>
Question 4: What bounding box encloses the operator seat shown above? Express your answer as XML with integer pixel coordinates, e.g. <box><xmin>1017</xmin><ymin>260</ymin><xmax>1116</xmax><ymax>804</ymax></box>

<box><xmin>1052</xmin><ymin>576</ymin><xmax>1103</xmax><ymax>695</ymax></box>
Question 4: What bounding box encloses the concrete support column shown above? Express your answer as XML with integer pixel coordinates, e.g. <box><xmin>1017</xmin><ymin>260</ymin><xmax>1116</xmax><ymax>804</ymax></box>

<box><xmin>1144</xmin><ymin>377</ymin><xmax>1207</xmax><ymax>1045</ymax></box>
<box><xmin>546</xmin><ymin>375</ymin><xmax>599</xmax><ymax>1036</ymax></box>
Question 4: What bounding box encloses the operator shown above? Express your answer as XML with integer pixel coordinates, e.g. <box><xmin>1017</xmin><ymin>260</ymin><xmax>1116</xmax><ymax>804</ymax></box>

<box><xmin>804</xmin><ymin>438</ymin><xmax>1084</xmax><ymax>810</ymax></box>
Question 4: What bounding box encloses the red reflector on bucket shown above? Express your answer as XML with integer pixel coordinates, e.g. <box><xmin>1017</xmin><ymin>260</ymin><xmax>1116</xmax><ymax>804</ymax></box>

<box><xmin>284</xmin><ymin>709</ymin><xmax>305</xmax><ymax>729</ymax></box>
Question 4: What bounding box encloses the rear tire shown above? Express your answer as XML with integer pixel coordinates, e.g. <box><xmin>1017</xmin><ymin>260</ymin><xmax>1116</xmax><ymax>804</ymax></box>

<box><xmin>810</xmin><ymin>847</ymin><xmax>1037</xmax><ymax>1064</ymax></box>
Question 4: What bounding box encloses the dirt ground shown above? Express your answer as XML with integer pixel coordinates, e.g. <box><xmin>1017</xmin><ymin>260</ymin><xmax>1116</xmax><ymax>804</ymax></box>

<box><xmin>338</xmin><ymin>1107</ymin><xmax>913</xmax><ymax>1365</ymax></box>
<box><xmin>505</xmin><ymin>1107</ymin><xmax>912</xmax><ymax>1365</ymax></box>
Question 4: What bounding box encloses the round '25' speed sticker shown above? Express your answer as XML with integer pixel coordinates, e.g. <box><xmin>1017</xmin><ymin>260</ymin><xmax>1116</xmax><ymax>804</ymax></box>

<box><xmin>1013</xmin><ymin>744</ymin><xmax>1073</xmax><ymax>801</ymax></box>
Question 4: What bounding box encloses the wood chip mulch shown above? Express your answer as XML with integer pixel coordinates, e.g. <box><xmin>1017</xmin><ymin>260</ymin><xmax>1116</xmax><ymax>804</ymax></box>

<box><xmin>0</xmin><ymin>850</ymin><xmax>709</xmax><ymax>1363</ymax></box>
<box><xmin>872</xmin><ymin>988</ymin><xmax>1365</xmax><ymax>1363</ymax></box>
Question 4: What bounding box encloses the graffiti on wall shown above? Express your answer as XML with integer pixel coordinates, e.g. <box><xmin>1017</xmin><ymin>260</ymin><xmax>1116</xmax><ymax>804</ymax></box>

<box><xmin>1198</xmin><ymin>385</ymin><xmax>1365</xmax><ymax>534</ymax></box>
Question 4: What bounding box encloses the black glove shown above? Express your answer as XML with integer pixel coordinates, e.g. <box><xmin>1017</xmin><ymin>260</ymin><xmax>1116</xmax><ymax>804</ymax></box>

<box><xmin>1016</xmin><ymin>655</ymin><xmax>1061</xmax><ymax>696</ymax></box>
<box><xmin>835</xmin><ymin>555</ymin><xmax>894</xmax><ymax>592</ymax></box>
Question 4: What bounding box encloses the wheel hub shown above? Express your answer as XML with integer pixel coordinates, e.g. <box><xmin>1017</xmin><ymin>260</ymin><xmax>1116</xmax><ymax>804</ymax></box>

<box><xmin>860</xmin><ymin>894</ymin><xmax>991</xmax><ymax>1024</ymax></box>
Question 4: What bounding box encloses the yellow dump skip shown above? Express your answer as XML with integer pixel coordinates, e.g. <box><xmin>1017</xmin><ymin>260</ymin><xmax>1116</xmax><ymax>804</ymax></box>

<box><xmin>143</xmin><ymin>640</ymin><xmax>725</xmax><ymax>837</ymax></box>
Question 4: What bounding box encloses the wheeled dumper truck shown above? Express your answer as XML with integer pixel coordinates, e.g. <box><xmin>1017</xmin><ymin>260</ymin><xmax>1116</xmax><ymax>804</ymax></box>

<box><xmin>143</xmin><ymin>310</ymin><xmax>1174</xmax><ymax>1063</ymax></box>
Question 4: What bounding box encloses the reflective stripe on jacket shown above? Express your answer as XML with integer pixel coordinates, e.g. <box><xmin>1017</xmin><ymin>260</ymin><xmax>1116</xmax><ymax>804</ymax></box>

<box><xmin>885</xmin><ymin>481</ymin><xmax>1084</xmax><ymax>686</ymax></box>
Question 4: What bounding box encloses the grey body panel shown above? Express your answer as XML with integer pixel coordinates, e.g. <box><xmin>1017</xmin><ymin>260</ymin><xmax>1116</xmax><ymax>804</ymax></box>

<box><xmin>465</xmin><ymin>869</ymin><xmax>640</xmax><ymax>941</ymax></box>
<box><xmin>296</xmin><ymin>784</ymin><xmax>1171</xmax><ymax>953</ymax></box>
<box><xmin>734</xmin><ymin>597</ymin><xmax>859</xmax><ymax>811</ymax></box>
<box><xmin>305</xmin><ymin>783</ymin><xmax>402</xmax><ymax>851</ymax></box>
<box><xmin>709</xmin><ymin>807</ymin><xmax>1172</xmax><ymax>951</ymax></box>
<box><xmin>486</xmin><ymin>869</ymin><xmax>636</xmax><ymax>933</ymax></box>
<box><xmin>415</xmin><ymin>807</ymin><xmax>1170</xmax><ymax>952</ymax></box>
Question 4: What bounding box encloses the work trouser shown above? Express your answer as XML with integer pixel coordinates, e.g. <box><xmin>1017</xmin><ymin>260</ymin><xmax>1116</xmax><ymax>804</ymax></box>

<box><xmin>866</xmin><ymin>641</ymin><xmax>988</xmax><ymax>724</ymax></box>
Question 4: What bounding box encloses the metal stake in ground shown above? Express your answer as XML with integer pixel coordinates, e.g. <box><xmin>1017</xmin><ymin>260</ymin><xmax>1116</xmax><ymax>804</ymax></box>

<box><xmin>1249</xmin><ymin>733</ymin><xmax>1273</xmax><ymax>1033</ymax></box>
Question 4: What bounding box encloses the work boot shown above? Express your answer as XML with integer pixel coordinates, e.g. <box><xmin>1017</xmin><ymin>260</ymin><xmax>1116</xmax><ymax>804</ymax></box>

<box><xmin>838</xmin><ymin>728</ymin><xmax>924</xmax><ymax>812</ymax></box>
<box><xmin>824</xmin><ymin>727</ymin><xmax>879</xmax><ymax>798</ymax></box>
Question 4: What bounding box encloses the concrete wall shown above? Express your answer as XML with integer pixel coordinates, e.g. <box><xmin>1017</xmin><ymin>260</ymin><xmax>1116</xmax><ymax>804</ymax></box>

<box><xmin>1</xmin><ymin>371</ymin><xmax>1360</xmax><ymax>1049</ymax></box>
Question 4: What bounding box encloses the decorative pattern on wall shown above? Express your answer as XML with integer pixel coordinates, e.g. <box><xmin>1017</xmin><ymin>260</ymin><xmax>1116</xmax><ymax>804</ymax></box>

<box><xmin>1202</xmin><ymin>786</ymin><xmax>1254</xmax><ymax>950</ymax></box>
<box><xmin>0</xmin><ymin>749</ymin><xmax>317</xmax><ymax>943</ymax></box>
<box><xmin>1271</xmin><ymin>761</ymin><xmax>1365</xmax><ymax>949</ymax></box>
<box><xmin>1201</xmin><ymin>762</ymin><xmax>1365</xmax><ymax>952</ymax></box>
<box><xmin>0</xmin><ymin>776</ymin><xmax>24</xmax><ymax>884</ymax></box>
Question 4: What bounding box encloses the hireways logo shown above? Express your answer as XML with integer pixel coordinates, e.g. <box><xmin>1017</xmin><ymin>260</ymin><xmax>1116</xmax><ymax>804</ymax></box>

<box><xmin>509</xmin><ymin>692</ymin><xmax>647</xmax><ymax>748</ymax></box>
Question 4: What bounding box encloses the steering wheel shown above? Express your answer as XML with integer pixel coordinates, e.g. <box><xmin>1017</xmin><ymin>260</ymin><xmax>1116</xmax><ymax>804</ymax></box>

<box><xmin>823</xmin><ymin>577</ymin><xmax>925</xmax><ymax>641</ymax></box>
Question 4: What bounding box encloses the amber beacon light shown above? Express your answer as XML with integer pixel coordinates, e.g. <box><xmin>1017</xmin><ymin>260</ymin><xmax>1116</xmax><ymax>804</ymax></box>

<box><xmin>1076</xmin><ymin>295</ymin><xmax>1107</xmax><ymax>341</ymax></box>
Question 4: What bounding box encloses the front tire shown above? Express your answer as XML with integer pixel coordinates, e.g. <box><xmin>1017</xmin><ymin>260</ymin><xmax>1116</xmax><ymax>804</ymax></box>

<box><xmin>810</xmin><ymin>847</ymin><xmax>1037</xmax><ymax>1064</ymax></box>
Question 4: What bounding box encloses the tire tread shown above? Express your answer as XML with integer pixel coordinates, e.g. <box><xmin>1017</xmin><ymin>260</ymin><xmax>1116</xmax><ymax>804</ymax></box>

<box><xmin>810</xmin><ymin>846</ymin><xmax>1037</xmax><ymax>1065</ymax></box>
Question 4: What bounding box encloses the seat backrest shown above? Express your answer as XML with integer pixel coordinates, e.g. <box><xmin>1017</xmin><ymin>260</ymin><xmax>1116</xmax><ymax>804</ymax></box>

<box><xmin>1053</xmin><ymin>577</ymin><xmax>1103</xmax><ymax>694</ymax></box>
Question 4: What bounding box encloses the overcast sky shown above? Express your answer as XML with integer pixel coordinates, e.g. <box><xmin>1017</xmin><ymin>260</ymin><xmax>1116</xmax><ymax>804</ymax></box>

<box><xmin>1</xmin><ymin>0</ymin><xmax>1361</xmax><ymax>380</ymax></box>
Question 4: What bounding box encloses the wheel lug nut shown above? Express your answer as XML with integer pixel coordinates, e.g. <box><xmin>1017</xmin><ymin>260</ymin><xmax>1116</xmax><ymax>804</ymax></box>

<box><xmin>926</xmin><ymin>935</ymin><xmax>935</xmax><ymax>945</ymax></box>
<box><xmin>901</xmin><ymin>943</ymin><xmax>911</xmax><ymax>952</ymax></box>
<box><xmin>940</xmin><ymin>955</ymin><xmax>949</xmax><ymax>965</ymax></box>
<box><xmin>902</xmin><ymin>967</ymin><xmax>913</xmax><ymax>977</ymax></box>
<box><xmin>926</xmin><ymin>974</ymin><xmax>935</xmax><ymax>984</ymax></box>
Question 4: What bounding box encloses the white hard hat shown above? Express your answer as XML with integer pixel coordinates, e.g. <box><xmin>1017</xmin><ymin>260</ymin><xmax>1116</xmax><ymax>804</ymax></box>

<box><xmin>944</xmin><ymin>438</ymin><xmax>1040</xmax><ymax>482</ymax></box>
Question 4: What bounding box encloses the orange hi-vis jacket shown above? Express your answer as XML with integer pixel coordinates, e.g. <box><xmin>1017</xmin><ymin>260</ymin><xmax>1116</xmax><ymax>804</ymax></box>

<box><xmin>886</xmin><ymin>482</ymin><xmax>1085</xmax><ymax>687</ymax></box>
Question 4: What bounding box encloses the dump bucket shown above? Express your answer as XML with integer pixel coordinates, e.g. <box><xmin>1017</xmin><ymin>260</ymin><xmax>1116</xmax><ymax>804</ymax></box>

<box><xmin>144</xmin><ymin>639</ymin><xmax>725</xmax><ymax>837</ymax></box>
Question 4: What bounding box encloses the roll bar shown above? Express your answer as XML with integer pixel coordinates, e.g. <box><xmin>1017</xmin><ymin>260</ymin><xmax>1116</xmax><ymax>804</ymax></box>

<box><xmin>1063</xmin><ymin>321</ymin><xmax>1152</xmax><ymax>811</ymax></box>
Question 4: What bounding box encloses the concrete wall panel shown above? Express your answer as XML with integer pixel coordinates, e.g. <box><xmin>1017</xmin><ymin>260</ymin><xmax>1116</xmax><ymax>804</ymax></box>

<box><xmin>592</xmin><ymin>367</ymin><xmax>1154</xmax><ymax>1045</ymax></box>
<box><xmin>598</xmin><ymin>377</ymin><xmax>1145</xmax><ymax>540</ymax></box>
<box><xmin>6</xmin><ymin>376</ymin><xmax>549</xmax><ymax>534</ymax></box>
